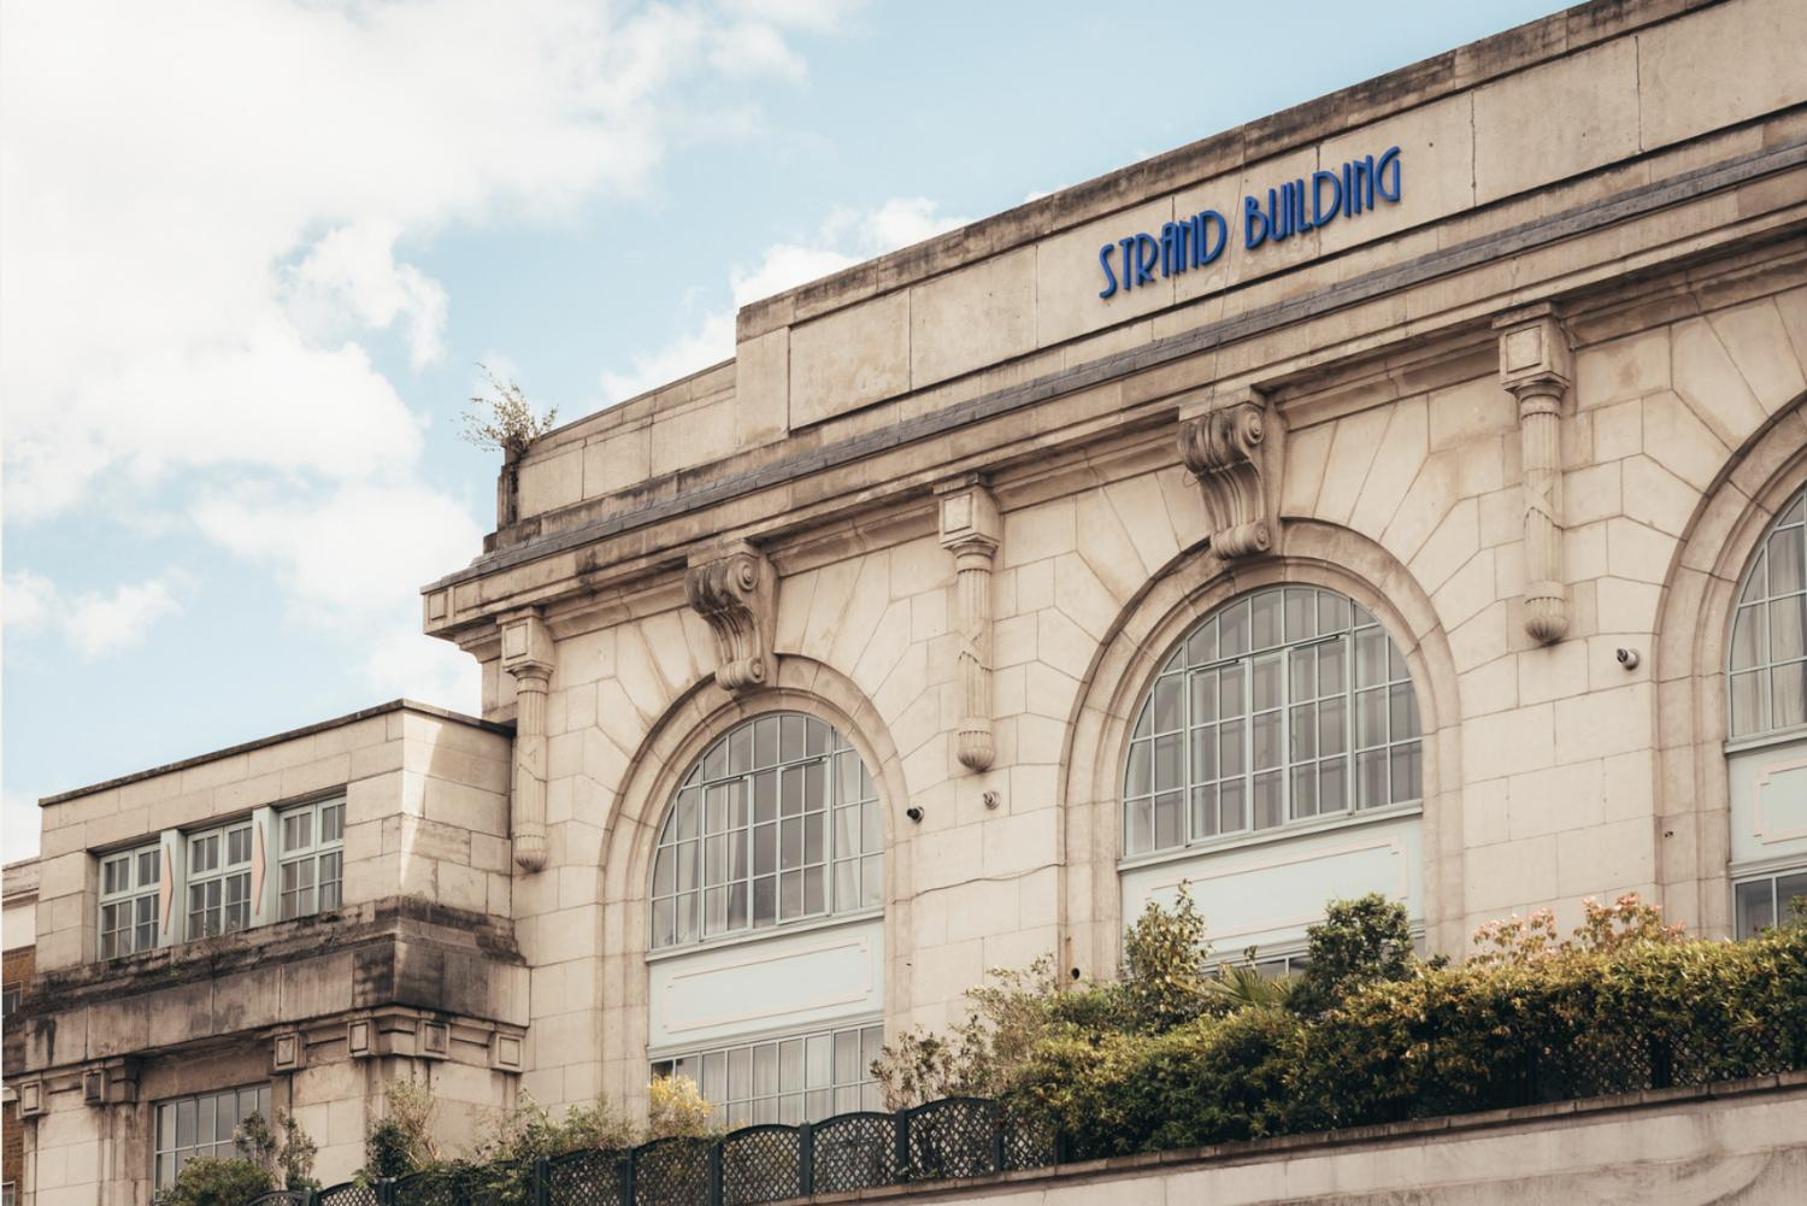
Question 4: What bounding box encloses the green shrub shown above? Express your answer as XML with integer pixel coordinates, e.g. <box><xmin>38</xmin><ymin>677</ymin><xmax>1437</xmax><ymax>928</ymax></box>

<box><xmin>1288</xmin><ymin>892</ymin><xmax>1415</xmax><ymax>1015</ymax></box>
<box><xmin>149</xmin><ymin>1157</ymin><xmax>273</xmax><ymax>1206</ymax></box>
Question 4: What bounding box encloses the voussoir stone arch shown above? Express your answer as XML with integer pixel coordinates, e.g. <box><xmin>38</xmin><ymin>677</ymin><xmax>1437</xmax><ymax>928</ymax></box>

<box><xmin>1057</xmin><ymin>519</ymin><xmax>1464</xmax><ymax>980</ymax></box>
<box><xmin>594</xmin><ymin>653</ymin><xmax>913</xmax><ymax>1107</ymax></box>
<box><xmin>1653</xmin><ymin>393</ymin><xmax>1807</xmax><ymax>937</ymax></box>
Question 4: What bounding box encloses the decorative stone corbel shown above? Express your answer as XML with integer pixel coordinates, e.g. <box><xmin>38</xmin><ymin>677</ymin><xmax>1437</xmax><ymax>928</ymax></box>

<box><xmin>499</xmin><ymin>611</ymin><xmax>555</xmax><ymax>873</ymax></box>
<box><xmin>686</xmin><ymin>542</ymin><xmax>778</xmax><ymax>693</ymax></box>
<box><xmin>937</xmin><ymin>476</ymin><xmax>1001</xmax><ymax>773</ymax></box>
<box><xmin>1179</xmin><ymin>389</ymin><xmax>1284</xmax><ymax>560</ymax></box>
<box><xmin>1496</xmin><ymin>307</ymin><xmax>1573</xmax><ymax>644</ymax></box>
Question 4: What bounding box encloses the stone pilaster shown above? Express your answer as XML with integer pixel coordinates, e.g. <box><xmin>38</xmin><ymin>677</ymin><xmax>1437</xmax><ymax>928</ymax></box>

<box><xmin>499</xmin><ymin>611</ymin><xmax>555</xmax><ymax>873</ymax></box>
<box><xmin>938</xmin><ymin>477</ymin><xmax>1002</xmax><ymax>773</ymax></box>
<box><xmin>685</xmin><ymin>542</ymin><xmax>779</xmax><ymax>693</ymax></box>
<box><xmin>1179</xmin><ymin>390</ymin><xmax>1283</xmax><ymax>560</ymax></box>
<box><xmin>1496</xmin><ymin>307</ymin><xmax>1573</xmax><ymax>644</ymax></box>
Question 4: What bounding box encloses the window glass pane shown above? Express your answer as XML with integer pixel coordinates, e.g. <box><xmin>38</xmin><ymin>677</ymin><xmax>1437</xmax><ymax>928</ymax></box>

<box><xmin>1769</xmin><ymin>527</ymin><xmax>1804</xmax><ymax>595</ymax></box>
<box><xmin>1771</xmin><ymin>598</ymin><xmax>1805</xmax><ymax>663</ymax></box>
<box><xmin>1735</xmin><ymin>878</ymin><xmax>1775</xmax><ymax>938</ymax></box>
<box><xmin>1219</xmin><ymin>600</ymin><xmax>1249</xmax><ymax>657</ymax></box>
<box><xmin>1251</xmin><ymin>590</ymin><xmax>1282</xmax><ymax>650</ymax></box>
<box><xmin>1153</xmin><ymin>734</ymin><xmax>1182</xmax><ymax>792</ymax></box>
<box><xmin>140</xmin><ymin>849</ymin><xmax>161</xmax><ymax>884</ymax></box>
<box><xmin>1775</xmin><ymin>872</ymin><xmax>1807</xmax><ymax>926</ymax></box>
<box><xmin>1219</xmin><ymin>779</ymin><xmax>1246</xmax><ymax>831</ymax></box>
<box><xmin>1153</xmin><ymin>793</ymin><xmax>1182</xmax><ymax>849</ymax></box>
<box><xmin>1152</xmin><ymin>676</ymin><xmax>1182</xmax><ymax>733</ymax></box>
<box><xmin>1731</xmin><ymin>604</ymin><xmax>1765</xmax><ymax>670</ymax></box>
<box><xmin>1731</xmin><ymin>670</ymin><xmax>1767</xmax><ymax>737</ymax></box>
<box><xmin>1251</xmin><ymin>657</ymin><xmax>1282</xmax><ymax>712</ymax></box>
<box><xmin>1252</xmin><ymin>772</ymin><xmax>1283</xmax><ymax>829</ymax></box>
<box><xmin>1357</xmin><ymin>750</ymin><xmax>1388</xmax><ymax>809</ymax></box>
<box><xmin>1773</xmin><ymin>662</ymin><xmax>1806</xmax><ymax>732</ymax></box>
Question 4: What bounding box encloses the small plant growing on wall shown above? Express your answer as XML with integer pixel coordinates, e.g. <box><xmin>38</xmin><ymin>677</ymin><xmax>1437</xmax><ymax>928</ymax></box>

<box><xmin>461</xmin><ymin>364</ymin><xmax>558</xmax><ymax>460</ymax></box>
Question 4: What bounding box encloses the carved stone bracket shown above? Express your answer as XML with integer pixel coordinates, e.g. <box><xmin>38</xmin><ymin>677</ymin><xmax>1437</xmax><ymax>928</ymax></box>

<box><xmin>937</xmin><ymin>477</ymin><xmax>1001</xmax><ymax>773</ymax></box>
<box><xmin>1179</xmin><ymin>391</ymin><xmax>1283</xmax><ymax>560</ymax></box>
<box><xmin>500</xmin><ymin>610</ymin><xmax>555</xmax><ymax>873</ymax></box>
<box><xmin>1496</xmin><ymin>307</ymin><xmax>1573</xmax><ymax>644</ymax></box>
<box><xmin>686</xmin><ymin>542</ymin><xmax>779</xmax><ymax>694</ymax></box>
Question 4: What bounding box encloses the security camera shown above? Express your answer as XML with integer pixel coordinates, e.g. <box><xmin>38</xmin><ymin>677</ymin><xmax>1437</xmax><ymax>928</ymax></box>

<box><xmin>1616</xmin><ymin>647</ymin><xmax>1640</xmax><ymax>670</ymax></box>
<box><xmin>905</xmin><ymin>805</ymin><xmax>924</xmax><ymax>823</ymax></box>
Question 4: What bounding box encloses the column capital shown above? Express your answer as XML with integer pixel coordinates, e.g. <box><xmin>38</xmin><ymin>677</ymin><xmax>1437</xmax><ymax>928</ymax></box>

<box><xmin>937</xmin><ymin>475</ymin><xmax>1001</xmax><ymax>559</ymax></box>
<box><xmin>1494</xmin><ymin>307</ymin><xmax>1572</xmax><ymax>401</ymax></box>
<box><xmin>498</xmin><ymin>610</ymin><xmax>555</xmax><ymax>681</ymax></box>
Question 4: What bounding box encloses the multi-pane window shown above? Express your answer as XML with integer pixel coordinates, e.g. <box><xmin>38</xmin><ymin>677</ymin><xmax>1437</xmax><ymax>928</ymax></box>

<box><xmin>185</xmin><ymin>821</ymin><xmax>254</xmax><ymax>940</ymax></box>
<box><xmin>1124</xmin><ymin>586</ymin><xmax>1423</xmax><ymax>858</ymax></box>
<box><xmin>1733</xmin><ymin>867</ymin><xmax>1807</xmax><ymax>938</ymax></box>
<box><xmin>153</xmin><ymin>1084</ymin><xmax>271</xmax><ymax>1186</ymax></box>
<box><xmin>99</xmin><ymin>843</ymin><xmax>161</xmax><ymax>958</ymax></box>
<box><xmin>1729</xmin><ymin>489</ymin><xmax>1806</xmax><ymax>739</ymax></box>
<box><xmin>279</xmin><ymin>797</ymin><xmax>345</xmax><ymax>920</ymax></box>
<box><xmin>650</xmin><ymin>714</ymin><xmax>883</xmax><ymax>950</ymax></box>
<box><xmin>652</xmin><ymin>1022</ymin><xmax>885</xmax><ymax>1128</ymax></box>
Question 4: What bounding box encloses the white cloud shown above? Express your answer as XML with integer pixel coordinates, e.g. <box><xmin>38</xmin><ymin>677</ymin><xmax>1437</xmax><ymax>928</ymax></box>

<box><xmin>4</xmin><ymin>570</ymin><xmax>187</xmax><ymax>659</ymax></box>
<box><xmin>1</xmin><ymin>0</ymin><xmax>857</xmax><ymax>710</ymax></box>
<box><xmin>65</xmin><ymin>577</ymin><xmax>186</xmax><ymax>659</ymax></box>
<box><xmin>599</xmin><ymin>196</ymin><xmax>966</xmax><ymax>403</ymax></box>
<box><xmin>0</xmin><ymin>0</ymin><xmax>857</xmax><ymax>515</ymax></box>
<box><xmin>2</xmin><ymin>570</ymin><xmax>57</xmax><ymax>634</ymax></box>
<box><xmin>191</xmin><ymin>481</ymin><xmax>483</xmax><ymax>626</ymax></box>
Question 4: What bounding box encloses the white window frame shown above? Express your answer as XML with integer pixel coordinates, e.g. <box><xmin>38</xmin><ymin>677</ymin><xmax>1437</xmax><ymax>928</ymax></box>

<box><xmin>153</xmin><ymin>1083</ymin><xmax>271</xmax><ymax>1187</ymax></box>
<box><xmin>1122</xmin><ymin>586</ymin><xmax>1424</xmax><ymax>861</ymax></box>
<box><xmin>1727</xmin><ymin>487</ymin><xmax>1806</xmax><ymax>741</ymax></box>
<box><xmin>650</xmin><ymin>714</ymin><xmax>883</xmax><ymax>951</ymax></box>
<box><xmin>1733</xmin><ymin>865</ymin><xmax>1807</xmax><ymax>938</ymax></box>
<box><xmin>278</xmin><ymin>796</ymin><xmax>345</xmax><ymax>920</ymax></box>
<box><xmin>98</xmin><ymin>842</ymin><xmax>161</xmax><ymax>958</ymax></box>
<box><xmin>184</xmin><ymin>820</ymin><xmax>254</xmax><ymax>941</ymax></box>
<box><xmin>651</xmin><ymin>1020</ymin><xmax>885</xmax><ymax>1128</ymax></box>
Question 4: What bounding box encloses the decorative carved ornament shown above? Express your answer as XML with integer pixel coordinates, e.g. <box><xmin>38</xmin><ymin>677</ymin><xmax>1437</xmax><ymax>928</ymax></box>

<box><xmin>1179</xmin><ymin>393</ymin><xmax>1283</xmax><ymax>560</ymax></box>
<box><xmin>1495</xmin><ymin>307</ymin><xmax>1573</xmax><ymax>644</ymax></box>
<box><xmin>937</xmin><ymin>477</ymin><xmax>1001</xmax><ymax>773</ymax></box>
<box><xmin>686</xmin><ymin>542</ymin><xmax>779</xmax><ymax>694</ymax></box>
<box><xmin>500</xmin><ymin>610</ymin><xmax>556</xmax><ymax>873</ymax></box>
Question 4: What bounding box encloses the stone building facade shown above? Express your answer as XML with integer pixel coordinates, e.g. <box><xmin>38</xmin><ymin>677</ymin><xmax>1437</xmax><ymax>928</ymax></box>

<box><xmin>5</xmin><ymin>0</ymin><xmax>1807</xmax><ymax>1200</ymax></box>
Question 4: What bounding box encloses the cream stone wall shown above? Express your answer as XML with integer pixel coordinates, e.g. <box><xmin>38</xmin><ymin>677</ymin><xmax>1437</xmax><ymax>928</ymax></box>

<box><xmin>32</xmin><ymin>703</ymin><xmax>511</xmax><ymax>971</ymax></box>
<box><xmin>418</xmin><ymin>0</ymin><xmax>1807</xmax><ymax>1122</ymax></box>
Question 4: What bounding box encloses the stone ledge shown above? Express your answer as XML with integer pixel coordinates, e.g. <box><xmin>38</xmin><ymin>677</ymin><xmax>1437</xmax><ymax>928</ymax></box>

<box><xmin>789</xmin><ymin>1073</ymin><xmax>1806</xmax><ymax>1203</ymax></box>
<box><xmin>37</xmin><ymin>699</ymin><xmax>512</xmax><ymax>808</ymax></box>
<box><xmin>4</xmin><ymin>896</ymin><xmax>526</xmax><ymax>1076</ymax></box>
<box><xmin>428</xmin><ymin>132</ymin><xmax>1807</xmax><ymax>604</ymax></box>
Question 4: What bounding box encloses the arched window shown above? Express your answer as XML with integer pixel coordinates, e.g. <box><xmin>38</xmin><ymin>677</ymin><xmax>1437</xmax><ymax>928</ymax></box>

<box><xmin>1726</xmin><ymin>485</ymin><xmax>1807</xmax><ymax>939</ymax></box>
<box><xmin>1123</xmin><ymin>586</ymin><xmax>1422</xmax><ymax>858</ymax></box>
<box><xmin>1728</xmin><ymin>488</ymin><xmax>1806</xmax><ymax>740</ymax></box>
<box><xmin>650</xmin><ymin>712</ymin><xmax>883</xmax><ymax>950</ymax></box>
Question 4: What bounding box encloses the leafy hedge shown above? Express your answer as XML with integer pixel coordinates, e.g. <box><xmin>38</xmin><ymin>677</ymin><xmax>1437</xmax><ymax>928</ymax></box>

<box><xmin>1009</xmin><ymin>918</ymin><xmax>1807</xmax><ymax>1159</ymax></box>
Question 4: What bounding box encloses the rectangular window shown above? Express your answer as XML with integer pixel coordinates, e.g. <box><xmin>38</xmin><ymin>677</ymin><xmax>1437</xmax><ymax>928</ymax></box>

<box><xmin>153</xmin><ymin>1084</ymin><xmax>271</xmax><ymax>1187</ymax></box>
<box><xmin>2</xmin><ymin>986</ymin><xmax>19</xmax><ymax>1016</ymax></box>
<box><xmin>99</xmin><ymin>843</ymin><xmax>162</xmax><ymax>958</ymax></box>
<box><xmin>186</xmin><ymin>821</ymin><xmax>254</xmax><ymax>940</ymax></box>
<box><xmin>1734</xmin><ymin>867</ymin><xmax>1807</xmax><ymax>938</ymax></box>
<box><xmin>279</xmin><ymin>797</ymin><xmax>345</xmax><ymax>920</ymax></box>
<box><xmin>651</xmin><ymin>1022</ymin><xmax>884</xmax><ymax>1129</ymax></box>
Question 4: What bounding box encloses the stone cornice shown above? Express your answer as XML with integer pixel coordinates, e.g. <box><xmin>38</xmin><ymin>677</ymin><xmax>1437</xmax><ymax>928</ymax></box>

<box><xmin>423</xmin><ymin>135</ymin><xmax>1807</xmax><ymax>632</ymax></box>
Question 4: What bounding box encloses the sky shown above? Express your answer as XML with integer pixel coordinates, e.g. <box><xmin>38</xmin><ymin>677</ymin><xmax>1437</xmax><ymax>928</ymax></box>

<box><xmin>0</xmin><ymin>0</ymin><xmax>1572</xmax><ymax>863</ymax></box>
